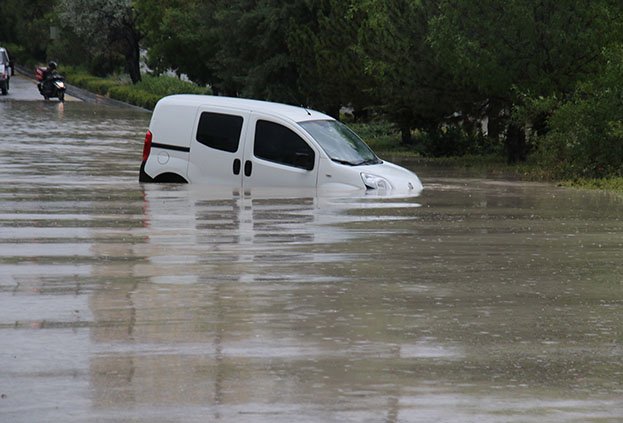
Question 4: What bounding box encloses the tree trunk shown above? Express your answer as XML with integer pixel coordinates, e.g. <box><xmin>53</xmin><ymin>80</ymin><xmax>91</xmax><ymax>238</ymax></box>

<box><xmin>505</xmin><ymin>122</ymin><xmax>527</xmax><ymax>163</ymax></box>
<box><xmin>486</xmin><ymin>103</ymin><xmax>503</xmax><ymax>144</ymax></box>
<box><xmin>125</xmin><ymin>28</ymin><xmax>141</xmax><ymax>84</ymax></box>
<box><xmin>400</xmin><ymin>126</ymin><xmax>413</xmax><ymax>145</ymax></box>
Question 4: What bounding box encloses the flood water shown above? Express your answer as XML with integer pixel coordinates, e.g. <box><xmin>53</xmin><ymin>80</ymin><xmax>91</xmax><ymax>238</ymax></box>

<box><xmin>1</xmin><ymin>79</ymin><xmax>622</xmax><ymax>422</ymax></box>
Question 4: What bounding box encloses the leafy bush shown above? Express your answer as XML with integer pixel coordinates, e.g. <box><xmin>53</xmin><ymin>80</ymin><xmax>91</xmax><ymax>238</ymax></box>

<box><xmin>2</xmin><ymin>43</ymin><xmax>27</xmax><ymax>66</ymax></box>
<box><xmin>61</xmin><ymin>66</ymin><xmax>97</xmax><ymax>84</ymax></box>
<box><xmin>349</xmin><ymin>120</ymin><xmax>502</xmax><ymax>157</ymax></box>
<box><xmin>58</xmin><ymin>67</ymin><xmax>210</xmax><ymax>110</ymax></box>
<box><xmin>407</xmin><ymin>125</ymin><xmax>501</xmax><ymax>158</ymax></box>
<box><xmin>539</xmin><ymin>47</ymin><xmax>623</xmax><ymax>178</ymax></box>
<box><xmin>108</xmin><ymin>86</ymin><xmax>161</xmax><ymax>110</ymax></box>
<box><xmin>349</xmin><ymin>121</ymin><xmax>408</xmax><ymax>152</ymax></box>
<box><xmin>85</xmin><ymin>79</ymin><xmax>118</xmax><ymax>96</ymax></box>
<box><xmin>135</xmin><ymin>74</ymin><xmax>210</xmax><ymax>96</ymax></box>
<box><xmin>46</xmin><ymin>32</ymin><xmax>93</xmax><ymax>68</ymax></box>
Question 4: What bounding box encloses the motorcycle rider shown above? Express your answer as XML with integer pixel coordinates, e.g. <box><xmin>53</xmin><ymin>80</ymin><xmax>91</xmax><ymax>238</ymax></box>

<box><xmin>38</xmin><ymin>61</ymin><xmax>58</xmax><ymax>96</ymax></box>
<box><xmin>45</xmin><ymin>61</ymin><xmax>57</xmax><ymax>77</ymax></box>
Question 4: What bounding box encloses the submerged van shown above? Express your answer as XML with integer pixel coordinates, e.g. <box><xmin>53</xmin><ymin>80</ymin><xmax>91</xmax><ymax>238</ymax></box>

<box><xmin>139</xmin><ymin>95</ymin><xmax>423</xmax><ymax>195</ymax></box>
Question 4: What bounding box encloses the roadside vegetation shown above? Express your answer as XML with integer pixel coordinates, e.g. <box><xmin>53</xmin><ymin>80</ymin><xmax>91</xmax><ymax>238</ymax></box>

<box><xmin>1</xmin><ymin>0</ymin><xmax>623</xmax><ymax>192</ymax></box>
<box><xmin>61</xmin><ymin>66</ymin><xmax>210</xmax><ymax>110</ymax></box>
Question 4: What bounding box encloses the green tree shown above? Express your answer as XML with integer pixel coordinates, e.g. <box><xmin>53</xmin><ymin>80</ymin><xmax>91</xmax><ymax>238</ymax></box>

<box><xmin>287</xmin><ymin>0</ymin><xmax>373</xmax><ymax>119</ymax></box>
<box><xmin>56</xmin><ymin>0</ymin><xmax>142</xmax><ymax>83</ymax></box>
<box><xmin>139</xmin><ymin>1</ymin><xmax>381</xmax><ymax>118</ymax></box>
<box><xmin>137</xmin><ymin>0</ymin><xmax>219</xmax><ymax>86</ymax></box>
<box><xmin>428</xmin><ymin>0</ymin><xmax>623</xmax><ymax>162</ymax></box>
<box><xmin>0</xmin><ymin>0</ymin><xmax>56</xmax><ymax>62</ymax></box>
<box><xmin>540</xmin><ymin>46</ymin><xmax>623</xmax><ymax>178</ymax></box>
<box><xmin>210</xmin><ymin>0</ymin><xmax>302</xmax><ymax>101</ymax></box>
<box><xmin>139</xmin><ymin>0</ymin><xmax>303</xmax><ymax>101</ymax></box>
<box><xmin>362</xmin><ymin>0</ymin><xmax>465</xmax><ymax>144</ymax></box>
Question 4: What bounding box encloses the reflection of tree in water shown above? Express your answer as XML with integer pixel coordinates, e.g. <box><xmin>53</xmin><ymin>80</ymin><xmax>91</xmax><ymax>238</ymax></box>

<box><xmin>86</xmin><ymin>187</ymin><xmax>438</xmax><ymax>419</ymax></box>
<box><xmin>87</xmin><ymin>190</ymin><xmax>338</xmax><ymax>414</ymax></box>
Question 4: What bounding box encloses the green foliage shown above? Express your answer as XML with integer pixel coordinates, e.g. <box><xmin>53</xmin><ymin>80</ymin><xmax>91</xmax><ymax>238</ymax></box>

<box><xmin>134</xmin><ymin>75</ymin><xmax>210</xmax><ymax>97</ymax></box>
<box><xmin>211</xmin><ymin>0</ymin><xmax>303</xmax><ymax>101</ymax></box>
<box><xmin>88</xmin><ymin>52</ymin><xmax>126</xmax><ymax>77</ymax></box>
<box><xmin>0</xmin><ymin>0</ymin><xmax>54</xmax><ymax>61</ymax></box>
<box><xmin>428</xmin><ymin>0</ymin><xmax>623</xmax><ymax>162</ymax></box>
<box><xmin>413</xmin><ymin>127</ymin><xmax>500</xmax><ymax>158</ymax></box>
<box><xmin>349</xmin><ymin>121</ymin><xmax>407</xmax><ymax>152</ymax></box>
<box><xmin>562</xmin><ymin>177</ymin><xmax>623</xmax><ymax>193</ymax></box>
<box><xmin>108</xmin><ymin>85</ymin><xmax>160</xmax><ymax>110</ymax></box>
<box><xmin>62</xmin><ymin>66</ymin><xmax>210</xmax><ymax>110</ymax></box>
<box><xmin>0</xmin><ymin>43</ymin><xmax>28</xmax><ymax>66</ymax></box>
<box><xmin>56</xmin><ymin>0</ymin><xmax>142</xmax><ymax>83</ymax></box>
<box><xmin>137</xmin><ymin>0</ymin><xmax>217</xmax><ymax>86</ymax></box>
<box><xmin>350</xmin><ymin>121</ymin><xmax>498</xmax><ymax>157</ymax></box>
<box><xmin>539</xmin><ymin>46</ymin><xmax>623</xmax><ymax>178</ymax></box>
<box><xmin>429</xmin><ymin>0</ymin><xmax>621</xmax><ymax>98</ymax></box>
<box><xmin>287</xmin><ymin>0</ymin><xmax>372</xmax><ymax>117</ymax></box>
<box><xmin>362</xmin><ymin>0</ymin><xmax>458</xmax><ymax>135</ymax></box>
<box><xmin>44</xmin><ymin>24</ymin><xmax>94</xmax><ymax>69</ymax></box>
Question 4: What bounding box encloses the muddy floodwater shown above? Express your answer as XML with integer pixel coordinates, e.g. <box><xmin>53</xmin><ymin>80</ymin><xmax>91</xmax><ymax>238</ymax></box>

<box><xmin>1</xmin><ymin>82</ymin><xmax>622</xmax><ymax>422</ymax></box>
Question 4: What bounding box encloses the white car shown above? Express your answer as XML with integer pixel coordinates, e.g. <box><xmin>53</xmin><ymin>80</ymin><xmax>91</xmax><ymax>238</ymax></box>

<box><xmin>139</xmin><ymin>95</ymin><xmax>423</xmax><ymax>195</ymax></box>
<box><xmin>0</xmin><ymin>47</ymin><xmax>11</xmax><ymax>95</ymax></box>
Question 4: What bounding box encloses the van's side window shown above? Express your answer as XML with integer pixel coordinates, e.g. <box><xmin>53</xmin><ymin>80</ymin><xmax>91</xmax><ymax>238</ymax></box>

<box><xmin>254</xmin><ymin>120</ymin><xmax>315</xmax><ymax>170</ymax></box>
<box><xmin>196</xmin><ymin>112</ymin><xmax>243</xmax><ymax>153</ymax></box>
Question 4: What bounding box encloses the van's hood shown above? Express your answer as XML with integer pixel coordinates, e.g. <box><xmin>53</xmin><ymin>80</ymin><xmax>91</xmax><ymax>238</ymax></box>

<box><xmin>362</xmin><ymin>161</ymin><xmax>423</xmax><ymax>194</ymax></box>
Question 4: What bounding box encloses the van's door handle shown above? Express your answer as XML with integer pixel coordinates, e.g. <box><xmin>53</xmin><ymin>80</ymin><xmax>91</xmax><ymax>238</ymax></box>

<box><xmin>233</xmin><ymin>159</ymin><xmax>241</xmax><ymax>175</ymax></box>
<box><xmin>244</xmin><ymin>160</ymin><xmax>252</xmax><ymax>177</ymax></box>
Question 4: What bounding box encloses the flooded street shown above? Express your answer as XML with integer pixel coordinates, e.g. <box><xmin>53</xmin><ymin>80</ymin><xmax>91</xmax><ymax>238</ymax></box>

<box><xmin>1</xmin><ymin>77</ymin><xmax>622</xmax><ymax>422</ymax></box>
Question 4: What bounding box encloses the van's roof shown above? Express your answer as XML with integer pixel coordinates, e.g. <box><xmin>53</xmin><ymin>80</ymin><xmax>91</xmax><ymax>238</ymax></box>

<box><xmin>158</xmin><ymin>94</ymin><xmax>334</xmax><ymax>123</ymax></box>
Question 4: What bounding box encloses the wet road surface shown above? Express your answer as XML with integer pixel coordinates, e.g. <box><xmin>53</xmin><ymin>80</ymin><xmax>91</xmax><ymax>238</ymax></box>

<box><xmin>0</xmin><ymin>93</ymin><xmax>622</xmax><ymax>422</ymax></box>
<box><xmin>1</xmin><ymin>74</ymin><xmax>80</xmax><ymax>102</ymax></box>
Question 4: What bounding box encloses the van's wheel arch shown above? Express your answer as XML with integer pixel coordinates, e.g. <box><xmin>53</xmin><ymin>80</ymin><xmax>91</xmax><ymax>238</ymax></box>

<box><xmin>153</xmin><ymin>173</ymin><xmax>188</xmax><ymax>183</ymax></box>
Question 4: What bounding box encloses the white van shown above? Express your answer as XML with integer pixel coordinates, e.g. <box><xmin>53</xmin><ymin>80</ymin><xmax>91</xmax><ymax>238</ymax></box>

<box><xmin>139</xmin><ymin>95</ymin><xmax>423</xmax><ymax>195</ymax></box>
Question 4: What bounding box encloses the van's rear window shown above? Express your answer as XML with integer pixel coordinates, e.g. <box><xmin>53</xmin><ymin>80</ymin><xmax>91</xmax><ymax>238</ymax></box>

<box><xmin>196</xmin><ymin>112</ymin><xmax>243</xmax><ymax>153</ymax></box>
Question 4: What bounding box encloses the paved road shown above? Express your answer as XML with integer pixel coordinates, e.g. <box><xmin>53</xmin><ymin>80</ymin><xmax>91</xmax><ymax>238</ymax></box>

<box><xmin>8</xmin><ymin>66</ymin><xmax>149</xmax><ymax>109</ymax></box>
<box><xmin>0</xmin><ymin>74</ymin><xmax>80</xmax><ymax>102</ymax></box>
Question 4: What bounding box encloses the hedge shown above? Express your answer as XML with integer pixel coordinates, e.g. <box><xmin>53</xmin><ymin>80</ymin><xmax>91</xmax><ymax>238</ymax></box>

<box><xmin>60</xmin><ymin>67</ymin><xmax>210</xmax><ymax>110</ymax></box>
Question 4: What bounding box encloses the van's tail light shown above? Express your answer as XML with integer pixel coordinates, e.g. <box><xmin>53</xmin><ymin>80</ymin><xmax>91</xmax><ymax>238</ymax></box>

<box><xmin>142</xmin><ymin>130</ymin><xmax>152</xmax><ymax>162</ymax></box>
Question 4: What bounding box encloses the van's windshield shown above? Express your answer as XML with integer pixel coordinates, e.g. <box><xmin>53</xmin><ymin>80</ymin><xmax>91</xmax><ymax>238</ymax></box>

<box><xmin>299</xmin><ymin>120</ymin><xmax>381</xmax><ymax>166</ymax></box>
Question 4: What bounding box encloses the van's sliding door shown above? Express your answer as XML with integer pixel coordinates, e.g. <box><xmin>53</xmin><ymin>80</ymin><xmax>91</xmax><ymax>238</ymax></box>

<box><xmin>187</xmin><ymin>109</ymin><xmax>250</xmax><ymax>186</ymax></box>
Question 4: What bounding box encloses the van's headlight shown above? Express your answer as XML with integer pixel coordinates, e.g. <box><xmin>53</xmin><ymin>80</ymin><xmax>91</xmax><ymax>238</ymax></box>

<box><xmin>361</xmin><ymin>172</ymin><xmax>391</xmax><ymax>190</ymax></box>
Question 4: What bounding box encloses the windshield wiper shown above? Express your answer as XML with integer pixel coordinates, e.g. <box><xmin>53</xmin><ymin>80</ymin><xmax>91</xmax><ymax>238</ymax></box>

<box><xmin>331</xmin><ymin>157</ymin><xmax>381</xmax><ymax>166</ymax></box>
<box><xmin>331</xmin><ymin>158</ymin><xmax>357</xmax><ymax>166</ymax></box>
<box><xmin>351</xmin><ymin>158</ymin><xmax>381</xmax><ymax>166</ymax></box>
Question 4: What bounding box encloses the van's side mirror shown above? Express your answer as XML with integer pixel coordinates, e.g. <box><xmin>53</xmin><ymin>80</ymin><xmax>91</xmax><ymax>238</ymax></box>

<box><xmin>294</xmin><ymin>152</ymin><xmax>314</xmax><ymax>171</ymax></box>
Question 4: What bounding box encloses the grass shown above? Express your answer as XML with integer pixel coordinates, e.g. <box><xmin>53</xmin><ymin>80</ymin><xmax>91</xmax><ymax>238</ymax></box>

<box><xmin>349</xmin><ymin>121</ymin><xmax>420</xmax><ymax>155</ymax></box>
<box><xmin>559</xmin><ymin>177</ymin><xmax>623</xmax><ymax>193</ymax></box>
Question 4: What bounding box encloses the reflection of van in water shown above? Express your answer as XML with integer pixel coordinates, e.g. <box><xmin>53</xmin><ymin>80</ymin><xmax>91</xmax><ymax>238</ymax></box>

<box><xmin>139</xmin><ymin>95</ymin><xmax>423</xmax><ymax>195</ymax></box>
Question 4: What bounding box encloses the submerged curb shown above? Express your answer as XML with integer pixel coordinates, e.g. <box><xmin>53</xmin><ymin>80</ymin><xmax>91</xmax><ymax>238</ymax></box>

<box><xmin>13</xmin><ymin>64</ymin><xmax>150</xmax><ymax>112</ymax></box>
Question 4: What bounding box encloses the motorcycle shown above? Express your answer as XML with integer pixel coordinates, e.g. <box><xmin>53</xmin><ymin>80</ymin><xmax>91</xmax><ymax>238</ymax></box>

<box><xmin>35</xmin><ymin>67</ymin><xmax>66</xmax><ymax>102</ymax></box>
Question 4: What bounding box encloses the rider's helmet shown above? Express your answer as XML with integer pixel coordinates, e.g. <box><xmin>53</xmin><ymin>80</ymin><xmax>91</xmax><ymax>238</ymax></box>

<box><xmin>48</xmin><ymin>61</ymin><xmax>57</xmax><ymax>71</ymax></box>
